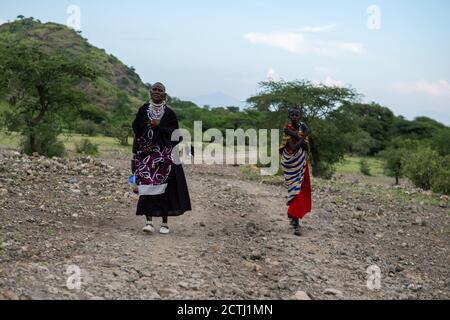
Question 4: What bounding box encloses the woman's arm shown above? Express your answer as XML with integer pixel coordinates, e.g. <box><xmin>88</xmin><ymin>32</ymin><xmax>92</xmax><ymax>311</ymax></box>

<box><xmin>287</xmin><ymin>136</ymin><xmax>309</xmax><ymax>152</ymax></box>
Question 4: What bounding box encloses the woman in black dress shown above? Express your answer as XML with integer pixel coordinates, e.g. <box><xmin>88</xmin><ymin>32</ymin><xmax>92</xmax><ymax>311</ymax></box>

<box><xmin>132</xmin><ymin>82</ymin><xmax>191</xmax><ymax>234</ymax></box>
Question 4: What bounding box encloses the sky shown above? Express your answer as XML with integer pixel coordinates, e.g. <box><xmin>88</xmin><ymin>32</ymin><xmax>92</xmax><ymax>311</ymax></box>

<box><xmin>1</xmin><ymin>0</ymin><xmax>450</xmax><ymax>124</ymax></box>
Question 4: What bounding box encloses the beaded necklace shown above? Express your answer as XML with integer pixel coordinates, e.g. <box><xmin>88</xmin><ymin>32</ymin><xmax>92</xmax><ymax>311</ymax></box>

<box><xmin>147</xmin><ymin>101</ymin><xmax>166</xmax><ymax>120</ymax></box>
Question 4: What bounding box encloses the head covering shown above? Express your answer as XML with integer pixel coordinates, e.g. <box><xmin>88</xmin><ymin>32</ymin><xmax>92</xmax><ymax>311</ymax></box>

<box><xmin>151</xmin><ymin>82</ymin><xmax>166</xmax><ymax>92</ymax></box>
<box><xmin>288</xmin><ymin>106</ymin><xmax>301</xmax><ymax>116</ymax></box>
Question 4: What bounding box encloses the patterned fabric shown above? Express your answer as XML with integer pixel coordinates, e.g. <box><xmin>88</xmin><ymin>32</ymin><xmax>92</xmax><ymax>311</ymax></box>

<box><xmin>134</xmin><ymin>105</ymin><xmax>174</xmax><ymax>195</ymax></box>
<box><xmin>280</xmin><ymin>123</ymin><xmax>309</xmax><ymax>202</ymax></box>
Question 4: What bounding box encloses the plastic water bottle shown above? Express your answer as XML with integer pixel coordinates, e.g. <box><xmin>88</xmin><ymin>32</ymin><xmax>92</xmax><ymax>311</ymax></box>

<box><xmin>128</xmin><ymin>175</ymin><xmax>139</xmax><ymax>195</ymax></box>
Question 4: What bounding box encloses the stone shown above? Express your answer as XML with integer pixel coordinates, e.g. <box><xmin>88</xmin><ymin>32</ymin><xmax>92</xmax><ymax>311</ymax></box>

<box><xmin>293</xmin><ymin>291</ymin><xmax>311</xmax><ymax>300</ymax></box>
<box><xmin>67</xmin><ymin>178</ymin><xmax>78</xmax><ymax>184</ymax></box>
<box><xmin>158</xmin><ymin>288</ymin><xmax>179</xmax><ymax>297</ymax></box>
<box><xmin>323</xmin><ymin>288</ymin><xmax>343</xmax><ymax>298</ymax></box>
<box><xmin>250</xmin><ymin>251</ymin><xmax>262</xmax><ymax>261</ymax></box>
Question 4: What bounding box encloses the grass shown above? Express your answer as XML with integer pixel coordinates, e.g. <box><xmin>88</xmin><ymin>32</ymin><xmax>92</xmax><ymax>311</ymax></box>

<box><xmin>61</xmin><ymin>133</ymin><xmax>132</xmax><ymax>157</ymax></box>
<box><xmin>336</xmin><ymin>156</ymin><xmax>384</xmax><ymax>176</ymax></box>
<box><xmin>0</xmin><ymin>130</ymin><xmax>132</xmax><ymax>157</ymax></box>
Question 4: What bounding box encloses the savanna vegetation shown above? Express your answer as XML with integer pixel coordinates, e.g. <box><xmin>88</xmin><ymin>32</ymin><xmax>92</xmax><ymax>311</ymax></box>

<box><xmin>0</xmin><ymin>17</ymin><xmax>449</xmax><ymax>194</ymax></box>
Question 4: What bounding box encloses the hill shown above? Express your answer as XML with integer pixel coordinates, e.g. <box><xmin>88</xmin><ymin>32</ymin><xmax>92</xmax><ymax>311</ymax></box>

<box><xmin>0</xmin><ymin>18</ymin><xmax>149</xmax><ymax>111</ymax></box>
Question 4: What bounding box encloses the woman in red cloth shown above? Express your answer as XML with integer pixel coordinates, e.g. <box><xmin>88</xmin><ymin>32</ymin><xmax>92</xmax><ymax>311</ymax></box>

<box><xmin>279</xmin><ymin>107</ymin><xmax>312</xmax><ymax>236</ymax></box>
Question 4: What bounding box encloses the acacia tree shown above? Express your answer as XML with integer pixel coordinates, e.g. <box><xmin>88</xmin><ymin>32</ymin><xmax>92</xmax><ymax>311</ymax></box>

<box><xmin>247</xmin><ymin>80</ymin><xmax>358</xmax><ymax>178</ymax></box>
<box><xmin>0</xmin><ymin>34</ymin><xmax>97</xmax><ymax>156</ymax></box>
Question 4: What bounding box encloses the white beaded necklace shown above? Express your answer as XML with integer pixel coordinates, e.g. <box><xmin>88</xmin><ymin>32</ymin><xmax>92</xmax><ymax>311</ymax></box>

<box><xmin>147</xmin><ymin>101</ymin><xmax>166</xmax><ymax>120</ymax></box>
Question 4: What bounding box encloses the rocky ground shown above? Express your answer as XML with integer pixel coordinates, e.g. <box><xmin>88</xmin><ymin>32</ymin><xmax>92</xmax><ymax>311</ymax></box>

<box><xmin>0</xmin><ymin>149</ymin><xmax>449</xmax><ymax>300</ymax></box>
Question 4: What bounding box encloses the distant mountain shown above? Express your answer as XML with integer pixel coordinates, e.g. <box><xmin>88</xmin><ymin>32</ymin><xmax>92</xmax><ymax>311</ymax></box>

<box><xmin>184</xmin><ymin>92</ymin><xmax>244</xmax><ymax>108</ymax></box>
<box><xmin>0</xmin><ymin>18</ymin><xmax>149</xmax><ymax>111</ymax></box>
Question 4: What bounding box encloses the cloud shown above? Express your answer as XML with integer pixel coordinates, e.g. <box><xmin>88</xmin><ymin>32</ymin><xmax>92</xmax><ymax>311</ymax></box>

<box><xmin>0</xmin><ymin>19</ymin><xmax>6</xmax><ymax>26</ymax></box>
<box><xmin>295</xmin><ymin>24</ymin><xmax>337</xmax><ymax>33</ymax></box>
<box><xmin>266</xmin><ymin>68</ymin><xmax>281</xmax><ymax>82</ymax></box>
<box><xmin>244</xmin><ymin>31</ymin><xmax>365</xmax><ymax>56</ymax></box>
<box><xmin>314</xmin><ymin>75</ymin><xmax>345</xmax><ymax>87</ymax></box>
<box><xmin>391</xmin><ymin>80</ymin><xmax>450</xmax><ymax>97</ymax></box>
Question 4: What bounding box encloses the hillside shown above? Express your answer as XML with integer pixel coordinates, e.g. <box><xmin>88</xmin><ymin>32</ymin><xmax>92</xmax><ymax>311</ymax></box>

<box><xmin>0</xmin><ymin>18</ymin><xmax>148</xmax><ymax>111</ymax></box>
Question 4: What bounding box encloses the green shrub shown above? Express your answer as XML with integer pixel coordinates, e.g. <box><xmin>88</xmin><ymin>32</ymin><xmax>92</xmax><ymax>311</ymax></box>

<box><xmin>314</xmin><ymin>161</ymin><xmax>336</xmax><ymax>180</ymax></box>
<box><xmin>404</xmin><ymin>147</ymin><xmax>441</xmax><ymax>191</ymax></box>
<box><xmin>431</xmin><ymin>155</ymin><xmax>450</xmax><ymax>195</ymax></box>
<box><xmin>76</xmin><ymin>119</ymin><xmax>100</xmax><ymax>136</ymax></box>
<box><xmin>20</xmin><ymin>122</ymin><xmax>65</xmax><ymax>157</ymax></box>
<box><xmin>402</xmin><ymin>147</ymin><xmax>449</xmax><ymax>195</ymax></box>
<box><xmin>359</xmin><ymin>159</ymin><xmax>371</xmax><ymax>176</ymax></box>
<box><xmin>75</xmin><ymin>138</ymin><xmax>99</xmax><ymax>156</ymax></box>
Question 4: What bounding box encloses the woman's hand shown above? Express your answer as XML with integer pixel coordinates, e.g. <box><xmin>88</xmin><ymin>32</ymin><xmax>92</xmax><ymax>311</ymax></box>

<box><xmin>149</xmin><ymin>119</ymin><xmax>161</xmax><ymax>127</ymax></box>
<box><xmin>284</xmin><ymin>128</ymin><xmax>299</xmax><ymax>138</ymax></box>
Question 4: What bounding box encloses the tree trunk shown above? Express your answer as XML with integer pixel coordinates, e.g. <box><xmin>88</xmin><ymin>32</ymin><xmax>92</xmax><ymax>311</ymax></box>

<box><xmin>395</xmin><ymin>174</ymin><xmax>399</xmax><ymax>185</ymax></box>
<box><xmin>29</xmin><ymin>130</ymin><xmax>37</xmax><ymax>154</ymax></box>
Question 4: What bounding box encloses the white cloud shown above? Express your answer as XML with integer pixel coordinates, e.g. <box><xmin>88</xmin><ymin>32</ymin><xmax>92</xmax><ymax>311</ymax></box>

<box><xmin>391</xmin><ymin>80</ymin><xmax>450</xmax><ymax>97</ymax></box>
<box><xmin>244</xmin><ymin>31</ymin><xmax>365</xmax><ymax>56</ymax></box>
<box><xmin>295</xmin><ymin>24</ymin><xmax>337</xmax><ymax>33</ymax></box>
<box><xmin>266</xmin><ymin>68</ymin><xmax>281</xmax><ymax>82</ymax></box>
<box><xmin>0</xmin><ymin>19</ymin><xmax>6</xmax><ymax>26</ymax></box>
<box><xmin>313</xmin><ymin>75</ymin><xmax>346</xmax><ymax>87</ymax></box>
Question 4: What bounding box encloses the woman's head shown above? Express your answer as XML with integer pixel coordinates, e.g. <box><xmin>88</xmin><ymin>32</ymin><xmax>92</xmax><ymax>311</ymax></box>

<box><xmin>150</xmin><ymin>82</ymin><xmax>167</xmax><ymax>104</ymax></box>
<box><xmin>288</xmin><ymin>107</ymin><xmax>301</xmax><ymax>123</ymax></box>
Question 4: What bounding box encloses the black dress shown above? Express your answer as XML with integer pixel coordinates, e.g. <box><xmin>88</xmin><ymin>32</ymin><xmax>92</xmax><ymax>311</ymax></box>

<box><xmin>132</xmin><ymin>104</ymin><xmax>192</xmax><ymax>217</ymax></box>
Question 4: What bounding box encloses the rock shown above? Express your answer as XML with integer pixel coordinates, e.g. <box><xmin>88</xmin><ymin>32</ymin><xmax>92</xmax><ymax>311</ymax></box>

<box><xmin>323</xmin><ymin>288</ymin><xmax>343</xmax><ymax>298</ymax></box>
<box><xmin>293</xmin><ymin>291</ymin><xmax>311</xmax><ymax>300</ymax></box>
<box><xmin>158</xmin><ymin>288</ymin><xmax>179</xmax><ymax>297</ymax></box>
<box><xmin>250</xmin><ymin>251</ymin><xmax>263</xmax><ymax>261</ymax></box>
<box><xmin>242</xmin><ymin>261</ymin><xmax>262</xmax><ymax>272</ymax></box>
<box><xmin>178</xmin><ymin>282</ymin><xmax>190</xmax><ymax>289</ymax></box>
<box><xmin>413</xmin><ymin>217</ymin><xmax>426</xmax><ymax>226</ymax></box>
<box><xmin>67</xmin><ymin>178</ymin><xmax>78</xmax><ymax>184</ymax></box>
<box><xmin>356</xmin><ymin>205</ymin><xmax>363</xmax><ymax>211</ymax></box>
<box><xmin>1</xmin><ymin>290</ymin><xmax>20</xmax><ymax>300</ymax></box>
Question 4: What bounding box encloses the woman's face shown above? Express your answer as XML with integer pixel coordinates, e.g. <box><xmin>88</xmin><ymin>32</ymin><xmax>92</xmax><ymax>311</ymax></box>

<box><xmin>150</xmin><ymin>85</ymin><xmax>166</xmax><ymax>104</ymax></box>
<box><xmin>289</xmin><ymin>111</ymin><xmax>301</xmax><ymax>122</ymax></box>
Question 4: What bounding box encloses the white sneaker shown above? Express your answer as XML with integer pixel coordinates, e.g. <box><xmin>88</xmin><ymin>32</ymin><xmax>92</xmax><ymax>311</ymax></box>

<box><xmin>143</xmin><ymin>222</ymin><xmax>155</xmax><ymax>233</ymax></box>
<box><xmin>159</xmin><ymin>224</ymin><xmax>170</xmax><ymax>235</ymax></box>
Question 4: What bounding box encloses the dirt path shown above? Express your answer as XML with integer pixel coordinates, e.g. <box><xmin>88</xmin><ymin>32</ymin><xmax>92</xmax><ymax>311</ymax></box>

<box><xmin>0</xmin><ymin>151</ymin><xmax>449</xmax><ymax>300</ymax></box>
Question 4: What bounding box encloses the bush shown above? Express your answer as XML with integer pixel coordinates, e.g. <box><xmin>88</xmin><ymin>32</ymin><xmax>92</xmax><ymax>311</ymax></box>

<box><xmin>76</xmin><ymin>119</ymin><xmax>100</xmax><ymax>136</ymax></box>
<box><xmin>75</xmin><ymin>138</ymin><xmax>99</xmax><ymax>156</ymax></box>
<box><xmin>313</xmin><ymin>161</ymin><xmax>336</xmax><ymax>180</ymax></box>
<box><xmin>431</xmin><ymin>128</ymin><xmax>450</xmax><ymax>156</ymax></box>
<box><xmin>359</xmin><ymin>159</ymin><xmax>371</xmax><ymax>176</ymax></box>
<box><xmin>381</xmin><ymin>138</ymin><xmax>420</xmax><ymax>185</ymax></box>
<box><xmin>308</xmin><ymin>118</ymin><xmax>348</xmax><ymax>179</ymax></box>
<box><xmin>20</xmin><ymin>121</ymin><xmax>65</xmax><ymax>157</ymax></box>
<box><xmin>431</xmin><ymin>155</ymin><xmax>450</xmax><ymax>195</ymax></box>
<box><xmin>401</xmin><ymin>147</ymin><xmax>449</xmax><ymax>194</ymax></box>
<box><xmin>404</xmin><ymin>147</ymin><xmax>441</xmax><ymax>191</ymax></box>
